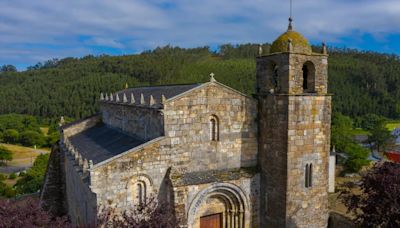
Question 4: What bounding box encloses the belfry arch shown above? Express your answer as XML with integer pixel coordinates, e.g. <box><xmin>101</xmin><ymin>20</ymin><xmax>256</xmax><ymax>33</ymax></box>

<box><xmin>302</xmin><ymin>61</ymin><xmax>316</xmax><ymax>93</ymax></box>
<box><xmin>187</xmin><ymin>183</ymin><xmax>249</xmax><ymax>228</ymax></box>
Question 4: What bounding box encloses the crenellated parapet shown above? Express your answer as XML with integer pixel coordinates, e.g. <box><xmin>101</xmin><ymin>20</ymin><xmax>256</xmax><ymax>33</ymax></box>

<box><xmin>99</xmin><ymin>91</ymin><xmax>166</xmax><ymax>109</ymax></box>
<box><xmin>61</xmin><ymin>138</ymin><xmax>93</xmax><ymax>179</ymax></box>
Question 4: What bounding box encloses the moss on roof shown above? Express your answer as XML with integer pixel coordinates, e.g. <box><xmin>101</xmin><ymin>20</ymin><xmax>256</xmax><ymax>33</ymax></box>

<box><xmin>270</xmin><ymin>30</ymin><xmax>312</xmax><ymax>54</ymax></box>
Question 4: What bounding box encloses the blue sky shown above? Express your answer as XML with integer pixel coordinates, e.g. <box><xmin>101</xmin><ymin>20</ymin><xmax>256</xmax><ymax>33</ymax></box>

<box><xmin>1</xmin><ymin>0</ymin><xmax>400</xmax><ymax>70</ymax></box>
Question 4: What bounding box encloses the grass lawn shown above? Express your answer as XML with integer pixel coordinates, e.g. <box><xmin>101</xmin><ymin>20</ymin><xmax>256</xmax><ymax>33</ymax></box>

<box><xmin>386</xmin><ymin>121</ymin><xmax>400</xmax><ymax>131</ymax></box>
<box><xmin>349</xmin><ymin>128</ymin><xmax>370</xmax><ymax>136</ymax></box>
<box><xmin>0</xmin><ymin>143</ymin><xmax>49</xmax><ymax>167</ymax></box>
<box><xmin>3</xmin><ymin>176</ymin><xmax>20</xmax><ymax>186</ymax></box>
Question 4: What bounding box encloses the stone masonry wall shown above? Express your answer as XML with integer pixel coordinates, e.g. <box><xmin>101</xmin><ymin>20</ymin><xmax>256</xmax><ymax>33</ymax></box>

<box><xmin>257</xmin><ymin>51</ymin><xmax>331</xmax><ymax>228</ymax></box>
<box><xmin>258</xmin><ymin>95</ymin><xmax>289</xmax><ymax>228</ymax></box>
<box><xmin>88</xmin><ymin>82</ymin><xmax>258</xmax><ymax>226</ymax></box>
<box><xmin>286</xmin><ymin>95</ymin><xmax>331</xmax><ymax>227</ymax></box>
<box><xmin>163</xmin><ymin>82</ymin><xmax>258</xmax><ymax>172</ymax></box>
<box><xmin>101</xmin><ymin>102</ymin><xmax>164</xmax><ymax>140</ymax></box>
<box><xmin>62</xmin><ymin>115</ymin><xmax>101</xmax><ymax>138</ymax></box>
<box><xmin>64</xmin><ymin>146</ymin><xmax>97</xmax><ymax>226</ymax></box>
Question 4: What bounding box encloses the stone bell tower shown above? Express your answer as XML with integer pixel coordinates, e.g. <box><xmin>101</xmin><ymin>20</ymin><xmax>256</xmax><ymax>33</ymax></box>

<box><xmin>257</xmin><ymin>18</ymin><xmax>331</xmax><ymax>227</ymax></box>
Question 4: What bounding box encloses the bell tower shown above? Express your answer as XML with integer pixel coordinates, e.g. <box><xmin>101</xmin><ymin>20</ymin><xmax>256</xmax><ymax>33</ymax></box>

<box><xmin>257</xmin><ymin>18</ymin><xmax>331</xmax><ymax>227</ymax></box>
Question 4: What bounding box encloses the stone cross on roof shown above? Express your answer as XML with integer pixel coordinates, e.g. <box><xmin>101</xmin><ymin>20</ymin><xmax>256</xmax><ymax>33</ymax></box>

<box><xmin>210</xmin><ymin>72</ymin><xmax>216</xmax><ymax>82</ymax></box>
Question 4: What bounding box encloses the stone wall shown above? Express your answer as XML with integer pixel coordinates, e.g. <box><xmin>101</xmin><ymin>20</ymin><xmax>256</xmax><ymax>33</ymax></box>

<box><xmin>286</xmin><ymin>95</ymin><xmax>331</xmax><ymax>227</ymax></box>
<box><xmin>256</xmin><ymin>52</ymin><xmax>328</xmax><ymax>95</ymax></box>
<box><xmin>88</xmin><ymin>82</ymin><xmax>259</xmax><ymax>226</ymax></box>
<box><xmin>257</xmin><ymin>51</ymin><xmax>331</xmax><ymax>228</ymax></box>
<box><xmin>258</xmin><ymin>95</ymin><xmax>289</xmax><ymax>228</ymax></box>
<box><xmin>62</xmin><ymin>115</ymin><xmax>101</xmax><ymax>138</ymax></box>
<box><xmin>101</xmin><ymin>102</ymin><xmax>164</xmax><ymax>140</ymax></box>
<box><xmin>164</xmin><ymin>82</ymin><xmax>258</xmax><ymax>172</ymax></box>
<box><xmin>40</xmin><ymin>143</ymin><xmax>67</xmax><ymax>217</ymax></box>
<box><xmin>64</xmin><ymin>146</ymin><xmax>98</xmax><ymax>226</ymax></box>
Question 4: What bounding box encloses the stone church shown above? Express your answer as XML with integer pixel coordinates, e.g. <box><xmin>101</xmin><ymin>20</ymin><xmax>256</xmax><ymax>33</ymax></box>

<box><xmin>41</xmin><ymin>19</ymin><xmax>332</xmax><ymax>228</ymax></box>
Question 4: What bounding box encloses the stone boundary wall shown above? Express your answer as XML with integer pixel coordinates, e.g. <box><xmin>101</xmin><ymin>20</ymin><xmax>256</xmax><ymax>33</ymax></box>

<box><xmin>64</xmin><ymin>145</ymin><xmax>97</xmax><ymax>226</ymax></box>
<box><xmin>62</xmin><ymin>115</ymin><xmax>101</xmax><ymax>138</ymax></box>
<box><xmin>40</xmin><ymin>143</ymin><xmax>67</xmax><ymax>217</ymax></box>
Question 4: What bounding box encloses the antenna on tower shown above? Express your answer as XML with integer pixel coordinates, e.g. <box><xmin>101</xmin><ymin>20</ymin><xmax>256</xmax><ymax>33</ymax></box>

<box><xmin>288</xmin><ymin>0</ymin><xmax>293</xmax><ymax>31</ymax></box>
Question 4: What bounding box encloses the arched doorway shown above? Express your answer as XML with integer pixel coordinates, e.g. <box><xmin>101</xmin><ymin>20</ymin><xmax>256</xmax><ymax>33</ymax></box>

<box><xmin>187</xmin><ymin>183</ymin><xmax>249</xmax><ymax>228</ymax></box>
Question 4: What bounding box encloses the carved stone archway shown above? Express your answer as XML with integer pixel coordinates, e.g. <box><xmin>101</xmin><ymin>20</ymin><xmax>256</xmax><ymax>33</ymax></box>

<box><xmin>187</xmin><ymin>183</ymin><xmax>249</xmax><ymax>228</ymax></box>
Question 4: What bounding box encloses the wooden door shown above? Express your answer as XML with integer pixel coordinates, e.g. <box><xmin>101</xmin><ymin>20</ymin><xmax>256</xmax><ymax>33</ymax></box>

<box><xmin>200</xmin><ymin>213</ymin><xmax>222</xmax><ymax>228</ymax></box>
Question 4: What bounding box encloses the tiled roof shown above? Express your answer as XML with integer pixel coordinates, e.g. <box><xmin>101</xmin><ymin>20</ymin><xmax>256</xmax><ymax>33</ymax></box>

<box><xmin>69</xmin><ymin>123</ymin><xmax>146</xmax><ymax>164</ymax></box>
<box><xmin>114</xmin><ymin>83</ymin><xmax>202</xmax><ymax>104</ymax></box>
<box><xmin>170</xmin><ymin>167</ymin><xmax>258</xmax><ymax>187</ymax></box>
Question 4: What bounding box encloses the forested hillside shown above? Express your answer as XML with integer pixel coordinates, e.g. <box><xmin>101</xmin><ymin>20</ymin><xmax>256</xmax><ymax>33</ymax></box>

<box><xmin>1</xmin><ymin>44</ymin><xmax>400</xmax><ymax>120</ymax></box>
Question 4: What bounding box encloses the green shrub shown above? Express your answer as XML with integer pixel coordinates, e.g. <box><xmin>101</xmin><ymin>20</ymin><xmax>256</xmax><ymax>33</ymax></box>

<box><xmin>20</xmin><ymin>130</ymin><xmax>45</xmax><ymax>147</ymax></box>
<box><xmin>0</xmin><ymin>145</ymin><xmax>12</xmax><ymax>164</ymax></box>
<box><xmin>14</xmin><ymin>154</ymin><xmax>49</xmax><ymax>194</ymax></box>
<box><xmin>8</xmin><ymin>173</ymin><xmax>16</xmax><ymax>180</ymax></box>
<box><xmin>2</xmin><ymin>129</ymin><xmax>19</xmax><ymax>144</ymax></box>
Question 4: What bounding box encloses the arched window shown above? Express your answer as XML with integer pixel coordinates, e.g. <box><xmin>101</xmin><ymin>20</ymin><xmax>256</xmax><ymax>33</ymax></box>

<box><xmin>136</xmin><ymin>181</ymin><xmax>146</xmax><ymax>206</ymax></box>
<box><xmin>131</xmin><ymin>174</ymin><xmax>152</xmax><ymax>207</ymax></box>
<box><xmin>305</xmin><ymin>163</ymin><xmax>313</xmax><ymax>188</ymax></box>
<box><xmin>302</xmin><ymin>61</ymin><xmax>316</xmax><ymax>93</ymax></box>
<box><xmin>309</xmin><ymin>164</ymin><xmax>313</xmax><ymax>187</ymax></box>
<box><xmin>302</xmin><ymin>65</ymin><xmax>308</xmax><ymax>90</ymax></box>
<box><xmin>210</xmin><ymin>115</ymin><xmax>219</xmax><ymax>141</ymax></box>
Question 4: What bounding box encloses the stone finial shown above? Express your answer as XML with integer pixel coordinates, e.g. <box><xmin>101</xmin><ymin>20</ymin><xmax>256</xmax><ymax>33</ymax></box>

<box><xmin>123</xmin><ymin>93</ymin><xmax>128</xmax><ymax>103</ymax></box>
<box><xmin>74</xmin><ymin>151</ymin><xmax>79</xmax><ymax>161</ymax></box>
<box><xmin>78</xmin><ymin>154</ymin><xmax>83</xmax><ymax>168</ymax></box>
<box><xmin>125</xmin><ymin>82</ymin><xmax>129</xmax><ymax>89</ymax></box>
<box><xmin>130</xmin><ymin>93</ymin><xmax>135</xmax><ymax>104</ymax></box>
<box><xmin>287</xmin><ymin>38</ymin><xmax>293</xmax><ymax>52</ymax></box>
<box><xmin>322</xmin><ymin>42</ymin><xmax>328</xmax><ymax>54</ymax></box>
<box><xmin>210</xmin><ymin>72</ymin><xmax>216</xmax><ymax>82</ymax></box>
<box><xmin>149</xmin><ymin>95</ymin><xmax>155</xmax><ymax>106</ymax></box>
<box><xmin>89</xmin><ymin>160</ymin><xmax>93</xmax><ymax>169</ymax></box>
<box><xmin>258</xmin><ymin>44</ymin><xmax>263</xmax><ymax>56</ymax></box>
<box><xmin>105</xmin><ymin>93</ymin><xmax>109</xmax><ymax>101</ymax></box>
<box><xmin>71</xmin><ymin>148</ymin><xmax>76</xmax><ymax>156</ymax></box>
<box><xmin>116</xmin><ymin>94</ymin><xmax>120</xmax><ymax>102</ymax></box>
<box><xmin>331</xmin><ymin>145</ymin><xmax>336</xmax><ymax>155</ymax></box>
<box><xmin>100</xmin><ymin>93</ymin><xmax>104</xmax><ymax>101</ymax></box>
<box><xmin>59</xmin><ymin>116</ymin><xmax>65</xmax><ymax>127</ymax></box>
<box><xmin>161</xmin><ymin>94</ymin><xmax>166</xmax><ymax>103</ymax></box>
<box><xmin>110</xmin><ymin>93</ymin><xmax>114</xmax><ymax>101</ymax></box>
<box><xmin>83</xmin><ymin>159</ymin><xmax>89</xmax><ymax>173</ymax></box>
<box><xmin>140</xmin><ymin>93</ymin><xmax>145</xmax><ymax>105</ymax></box>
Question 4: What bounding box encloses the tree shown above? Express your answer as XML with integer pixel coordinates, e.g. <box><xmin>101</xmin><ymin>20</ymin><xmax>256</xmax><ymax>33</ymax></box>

<box><xmin>343</xmin><ymin>143</ymin><xmax>369</xmax><ymax>173</ymax></box>
<box><xmin>0</xmin><ymin>146</ymin><xmax>12</xmax><ymax>165</ymax></box>
<box><xmin>0</xmin><ymin>197</ymin><xmax>68</xmax><ymax>227</ymax></box>
<box><xmin>359</xmin><ymin>113</ymin><xmax>386</xmax><ymax>131</ymax></box>
<box><xmin>340</xmin><ymin>162</ymin><xmax>400</xmax><ymax>227</ymax></box>
<box><xmin>0</xmin><ymin>64</ymin><xmax>17</xmax><ymax>73</ymax></box>
<box><xmin>331</xmin><ymin>113</ymin><xmax>354</xmax><ymax>152</ymax></box>
<box><xmin>368</xmin><ymin>122</ymin><xmax>395</xmax><ymax>153</ymax></box>
<box><xmin>2</xmin><ymin>129</ymin><xmax>19</xmax><ymax>144</ymax></box>
<box><xmin>331</xmin><ymin>113</ymin><xmax>369</xmax><ymax>172</ymax></box>
<box><xmin>20</xmin><ymin>130</ymin><xmax>45</xmax><ymax>147</ymax></box>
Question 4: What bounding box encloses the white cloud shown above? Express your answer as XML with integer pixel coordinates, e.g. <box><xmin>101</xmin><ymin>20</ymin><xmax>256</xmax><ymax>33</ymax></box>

<box><xmin>0</xmin><ymin>0</ymin><xmax>400</xmax><ymax>68</ymax></box>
